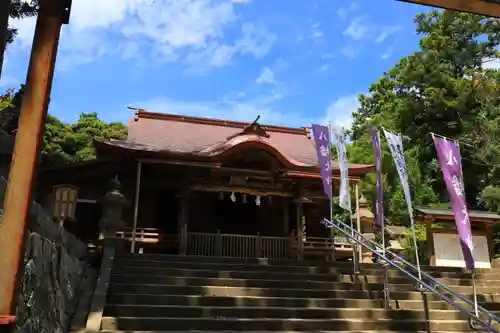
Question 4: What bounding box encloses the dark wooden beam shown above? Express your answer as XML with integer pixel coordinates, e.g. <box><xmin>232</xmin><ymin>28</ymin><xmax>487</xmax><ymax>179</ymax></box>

<box><xmin>191</xmin><ymin>184</ymin><xmax>293</xmax><ymax>197</ymax></box>
<box><xmin>399</xmin><ymin>0</ymin><xmax>500</xmax><ymax>18</ymax></box>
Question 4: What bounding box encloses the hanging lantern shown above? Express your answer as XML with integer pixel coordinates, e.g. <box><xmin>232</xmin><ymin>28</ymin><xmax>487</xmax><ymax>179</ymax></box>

<box><xmin>230</xmin><ymin>192</ymin><xmax>236</xmax><ymax>202</ymax></box>
<box><xmin>52</xmin><ymin>184</ymin><xmax>79</xmax><ymax>225</ymax></box>
<box><xmin>242</xmin><ymin>194</ymin><xmax>248</xmax><ymax>204</ymax></box>
<box><xmin>255</xmin><ymin>195</ymin><xmax>261</xmax><ymax>206</ymax></box>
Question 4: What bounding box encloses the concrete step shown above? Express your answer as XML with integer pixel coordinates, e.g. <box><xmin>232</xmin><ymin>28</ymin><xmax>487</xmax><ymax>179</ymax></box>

<box><xmin>118</xmin><ymin>254</ymin><xmax>500</xmax><ymax>275</ymax></box>
<box><xmin>109</xmin><ymin>274</ymin><xmax>410</xmax><ymax>292</ymax></box>
<box><xmin>113</xmin><ymin>258</ymin><xmax>500</xmax><ymax>281</ymax></box>
<box><xmin>105</xmin><ymin>293</ymin><xmax>500</xmax><ymax>311</ymax></box>
<box><xmin>99</xmin><ymin>331</ymin><xmax>450</xmax><ymax>333</ymax></box>
<box><xmin>102</xmin><ymin>304</ymin><xmax>484</xmax><ymax>321</ymax></box>
<box><xmin>109</xmin><ymin>273</ymin><xmax>500</xmax><ymax>294</ymax></box>
<box><xmin>106</xmin><ymin>282</ymin><xmax>500</xmax><ymax>302</ymax></box>
<box><xmin>111</xmin><ymin>265</ymin><xmax>500</xmax><ymax>286</ymax></box>
<box><xmin>101</xmin><ymin>316</ymin><xmax>497</xmax><ymax>331</ymax></box>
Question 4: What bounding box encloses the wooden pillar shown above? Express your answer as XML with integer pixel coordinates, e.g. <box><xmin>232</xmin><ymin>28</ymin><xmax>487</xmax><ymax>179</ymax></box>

<box><xmin>0</xmin><ymin>0</ymin><xmax>11</xmax><ymax>79</ymax></box>
<box><xmin>178</xmin><ymin>189</ymin><xmax>190</xmax><ymax>255</ymax></box>
<box><xmin>295</xmin><ymin>200</ymin><xmax>303</xmax><ymax>259</ymax></box>
<box><xmin>130</xmin><ymin>161</ymin><xmax>142</xmax><ymax>254</ymax></box>
<box><xmin>0</xmin><ymin>0</ymin><xmax>65</xmax><ymax>319</ymax></box>
<box><xmin>486</xmin><ymin>224</ymin><xmax>495</xmax><ymax>267</ymax></box>
<box><xmin>282</xmin><ymin>197</ymin><xmax>289</xmax><ymax>236</ymax></box>
<box><xmin>424</xmin><ymin>219</ymin><xmax>434</xmax><ymax>266</ymax></box>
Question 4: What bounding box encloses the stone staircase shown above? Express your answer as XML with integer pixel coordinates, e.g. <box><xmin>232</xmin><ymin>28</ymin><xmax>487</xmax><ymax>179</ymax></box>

<box><xmin>100</xmin><ymin>254</ymin><xmax>500</xmax><ymax>332</ymax></box>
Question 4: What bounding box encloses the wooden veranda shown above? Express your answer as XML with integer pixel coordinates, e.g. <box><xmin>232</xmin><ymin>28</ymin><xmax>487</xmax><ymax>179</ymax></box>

<box><xmin>116</xmin><ymin>227</ymin><xmax>355</xmax><ymax>262</ymax></box>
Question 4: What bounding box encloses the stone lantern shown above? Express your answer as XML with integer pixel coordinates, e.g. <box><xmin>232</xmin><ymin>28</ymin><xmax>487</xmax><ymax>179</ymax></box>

<box><xmin>98</xmin><ymin>176</ymin><xmax>127</xmax><ymax>241</ymax></box>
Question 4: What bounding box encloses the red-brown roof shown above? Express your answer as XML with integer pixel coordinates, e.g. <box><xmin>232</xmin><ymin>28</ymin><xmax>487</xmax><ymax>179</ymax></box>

<box><xmin>96</xmin><ymin>107</ymin><xmax>374</xmax><ymax>174</ymax></box>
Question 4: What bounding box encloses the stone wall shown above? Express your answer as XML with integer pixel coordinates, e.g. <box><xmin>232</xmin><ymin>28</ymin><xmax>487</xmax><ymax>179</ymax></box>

<box><xmin>0</xmin><ymin>176</ymin><xmax>96</xmax><ymax>333</ymax></box>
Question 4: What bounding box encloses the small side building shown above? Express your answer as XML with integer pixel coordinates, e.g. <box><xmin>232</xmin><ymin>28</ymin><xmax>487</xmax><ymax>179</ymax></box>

<box><xmin>416</xmin><ymin>206</ymin><xmax>500</xmax><ymax>269</ymax></box>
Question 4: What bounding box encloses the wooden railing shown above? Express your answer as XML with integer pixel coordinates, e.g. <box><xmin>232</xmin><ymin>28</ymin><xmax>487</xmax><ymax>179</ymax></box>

<box><xmin>187</xmin><ymin>231</ymin><xmax>288</xmax><ymax>260</ymax></box>
<box><xmin>116</xmin><ymin>227</ymin><xmax>177</xmax><ymax>244</ymax></box>
<box><xmin>289</xmin><ymin>232</ymin><xmax>354</xmax><ymax>261</ymax></box>
<box><xmin>115</xmin><ymin>227</ymin><xmax>353</xmax><ymax>261</ymax></box>
<box><xmin>116</xmin><ymin>227</ymin><xmax>178</xmax><ymax>253</ymax></box>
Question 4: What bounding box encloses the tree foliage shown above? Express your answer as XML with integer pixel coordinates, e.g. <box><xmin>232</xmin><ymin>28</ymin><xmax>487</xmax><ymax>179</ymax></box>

<box><xmin>42</xmin><ymin>112</ymin><xmax>127</xmax><ymax>165</ymax></box>
<box><xmin>349</xmin><ymin>10</ymin><xmax>500</xmax><ymax>231</ymax></box>
<box><xmin>1</xmin><ymin>88</ymin><xmax>127</xmax><ymax>165</ymax></box>
<box><xmin>7</xmin><ymin>0</ymin><xmax>39</xmax><ymax>45</ymax></box>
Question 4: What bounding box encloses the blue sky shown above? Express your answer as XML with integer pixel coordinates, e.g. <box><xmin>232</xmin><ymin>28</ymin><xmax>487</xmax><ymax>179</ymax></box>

<box><xmin>0</xmin><ymin>0</ymin><xmax>431</xmax><ymax>128</ymax></box>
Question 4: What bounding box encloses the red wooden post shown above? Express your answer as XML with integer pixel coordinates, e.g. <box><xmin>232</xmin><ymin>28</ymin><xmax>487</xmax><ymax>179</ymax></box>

<box><xmin>0</xmin><ymin>0</ymin><xmax>67</xmax><ymax>320</ymax></box>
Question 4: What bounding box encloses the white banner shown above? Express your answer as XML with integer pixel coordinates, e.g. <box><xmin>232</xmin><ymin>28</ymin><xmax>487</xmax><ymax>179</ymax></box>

<box><xmin>332</xmin><ymin>127</ymin><xmax>351</xmax><ymax>212</ymax></box>
<box><xmin>383</xmin><ymin>129</ymin><xmax>414</xmax><ymax>225</ymax></box>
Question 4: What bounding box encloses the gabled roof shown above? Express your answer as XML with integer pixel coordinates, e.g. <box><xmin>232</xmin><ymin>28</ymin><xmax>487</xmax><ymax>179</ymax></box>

<box><xmin>96</xmin><ymin>107</ymin><xmax>374</xmax><ymax>174</ymax></box>
<box><xmin>415</xmin><ymin>207</ymin><xmax>500</xmax><ymax>224</ymax></box>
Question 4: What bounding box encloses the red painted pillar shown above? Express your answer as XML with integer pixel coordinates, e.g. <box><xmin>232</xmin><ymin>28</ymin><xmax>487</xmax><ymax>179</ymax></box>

<box><xmin>0</xmin><ymin>0</ymin><xmax>66</xmax><ymax>322</ymax></box>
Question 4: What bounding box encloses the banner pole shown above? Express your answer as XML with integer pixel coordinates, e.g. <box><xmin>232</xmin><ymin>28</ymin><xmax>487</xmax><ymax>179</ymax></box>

<box><xmin>377</xmin><ymin>130</ymin><xmax>390</xmax><ymax>309</ymax></box>
<box><xmin>352</xmin><ymin>186</ymin><xmax>359</xmax><ymax>275</ymax></box>
<box><xmin>356</xmin><ymin>183</ymin><xmax>363</xmax><ymax>263</ymax></box>
<box><xmin>347</xmin><ymin>137</ymin><xmax>358</xmax><ymax>275</ymax></box>
<box><xmin>410</xmin><ymin>212</ymin><xmax>423</xmax><ymax>290</ymax></box>
<box><xmin>472</xmin><ymin>270</ymin><xmax>479</xmax><ymax>316</ymax></box>
<box><xmin>328</xmin><ymin>122</ymin><xmax>335</xmax><ymax>260</ymax></box>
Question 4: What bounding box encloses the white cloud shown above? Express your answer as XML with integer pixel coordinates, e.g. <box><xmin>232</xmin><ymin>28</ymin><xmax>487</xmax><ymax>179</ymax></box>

<box><xmin>375</xmin><ymin>26</ymin><xmax>401</xmax><ymax>43</ymax></box>
<box><xmin>321</xmin><ymin>53</ymin><xmax>336</xmax><ymax>60</ymax></box>
<box><xmin>337</xmin><ymin>2</ymin><xmax>358</xmax><ymax>21</ymax></box>
<box><xmin>310</xmin><ymin>22</ymin><xmax>323</xmax><ymax>42</ymax></box>
<box><xmin>8</xmin><ymin>0</ymin><xmax>275</xmax><ymax>71</ymax></box>
<box><xmin>256</xmin><ymin>67</ymin><xmax>276</xmax><ymax>84</ymax></box>
<box><xmin>343</xmin><ymin>16</ymin><xmax>400</xmax><ymax>43</ymax></box>
<box><xmin>318</xmin><ymin>64</ymin><xmax>330</xmax><ymax>71</ymax></box>
<box><xmin>235</xmin><ymin>23</ymin><xmax>277</xmax><ymax>58</ymax></box>
<box><xmin>323</xmin><ymin>94</ymin><xmax>360</xmax><ymax>130</ymax></box>
<box><xmin>343</xmin><ymin>17</ymin><xmax>369</xmax><ymax>40</ymax></box>
<box><xmin>341</xmin><ymin>45</ymin><xmax>359</xmax><ymax>58</ymax></box>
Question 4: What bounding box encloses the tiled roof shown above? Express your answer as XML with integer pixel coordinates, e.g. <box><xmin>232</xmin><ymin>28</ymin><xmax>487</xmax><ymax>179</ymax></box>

<box><xmin>415</xmin><ymin>207</ymin><xmax>500</xmax><ymax>221</ymax></box>
<box><xmin>97</xmin><ymin>108</ymin><xmax>374</xmax><ymax>173</ymax></box>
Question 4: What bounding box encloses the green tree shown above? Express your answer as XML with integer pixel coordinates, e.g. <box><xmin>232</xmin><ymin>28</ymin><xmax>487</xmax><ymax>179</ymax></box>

<box><xmin>42</xmin><ymin>112</ymin><xmax>127</xmax><ymax>165</ymax></box>
<box><xmin>0</xmin><ymin>88</ymin><xmax>15</xmax><ymax>109</ymax></box>
<box><xmin>7</xmin><ymin>0</ymin><xmax>39</xmax><ymax>45</ymax></box>
<box><xmin>350</xmin><ymin>10</ymin><xmax>500</xmax><ymax>214</ymax></box>
<box><xmin>1</xmin><ymin>87</ymin><xmax>127</xmax><ymax>165</ymax></box>
<box><xmin>346</xmin><ymin>10</ymin><xmax>500</xmax><ymax>260</ymax></box>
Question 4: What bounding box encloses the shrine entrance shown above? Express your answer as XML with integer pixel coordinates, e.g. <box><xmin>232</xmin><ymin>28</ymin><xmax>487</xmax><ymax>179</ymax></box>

<box><xmin>212</xmin><ymin>192</ymin><xmax>260</xmax><ymax>235</ymax></box>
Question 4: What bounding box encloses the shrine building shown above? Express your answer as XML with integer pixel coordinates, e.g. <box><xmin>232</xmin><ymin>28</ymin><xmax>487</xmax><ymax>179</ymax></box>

<box><xmin>37</xmin><ymin>107</ymin><xmax>374</xmax><ymax>261</ymax></box>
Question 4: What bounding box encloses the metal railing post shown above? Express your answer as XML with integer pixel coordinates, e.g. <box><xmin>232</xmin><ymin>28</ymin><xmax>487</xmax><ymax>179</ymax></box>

<box><xmin>323</xmin><ymin>218</ymin><xmax>499</xmax><ymax>332</ymax></box>
<box><xmin>380</xmin><ymin>225</ymin><xmax>390</xmax><ymax>308</ymax></box>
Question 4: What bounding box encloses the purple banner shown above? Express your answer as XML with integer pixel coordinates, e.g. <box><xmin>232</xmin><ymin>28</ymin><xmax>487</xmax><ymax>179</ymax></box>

<box><xmin>370</xmin><ymin>126</ymin><xmax>384</xmax><ymax>228</ymax></box>
<box><xmin>311</xmin><ymin>124</ymin><xmax>332</xmax><ymax>198</ymax></box>
<box><xmin>432</xmin><ymin>135</ymin><xmax>475</xmax><ymax>269</ymax></box>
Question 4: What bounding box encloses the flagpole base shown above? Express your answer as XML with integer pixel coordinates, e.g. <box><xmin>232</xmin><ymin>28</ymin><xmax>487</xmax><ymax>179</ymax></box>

<box><xmin>468</xmin><ymin>314</ymin><xmax>490</xmax><ymax>330</ymax></box>
<box><xmin>415</xmin><ymin>283</ymin><xmax>426</xmax><ymax>292</ymax></box>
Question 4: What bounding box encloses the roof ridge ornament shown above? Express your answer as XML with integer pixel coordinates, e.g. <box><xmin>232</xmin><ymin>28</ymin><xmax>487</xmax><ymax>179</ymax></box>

<box><xmin>226</xmin><ymin>115</ymin><xmax>270</xmax><ymax>140</ymax></box>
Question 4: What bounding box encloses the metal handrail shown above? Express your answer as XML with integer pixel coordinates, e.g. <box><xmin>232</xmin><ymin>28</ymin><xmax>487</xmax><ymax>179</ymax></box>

<box><xmin>324</xmin><ymin>218</ymin><xmax>500</xmax><ymax>332</ymax></box>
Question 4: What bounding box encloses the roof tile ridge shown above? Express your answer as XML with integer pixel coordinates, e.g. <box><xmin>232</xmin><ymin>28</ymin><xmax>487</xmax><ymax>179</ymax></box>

<box><xmin>127</xmin><ymin>105</ymin><xmax>310</xmax><ymax>136</ymax></box>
